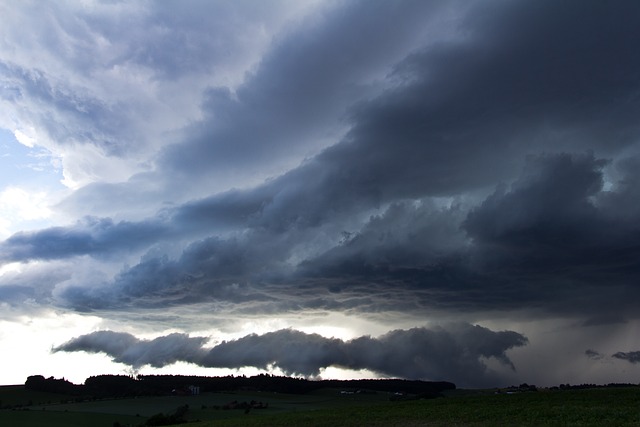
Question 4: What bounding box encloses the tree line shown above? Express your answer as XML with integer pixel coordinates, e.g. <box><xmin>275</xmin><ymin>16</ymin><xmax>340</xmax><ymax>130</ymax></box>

<box><xmin>25</xmin><ymin>373</ymin><xmax>456</xmax><ymax>398</ymax></box>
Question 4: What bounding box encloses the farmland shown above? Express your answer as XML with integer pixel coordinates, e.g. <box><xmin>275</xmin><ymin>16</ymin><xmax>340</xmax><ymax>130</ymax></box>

<box><xmin>2</xmin><ymin>382</ymin><xmax>640</xmax><ymax>426</ymax></box>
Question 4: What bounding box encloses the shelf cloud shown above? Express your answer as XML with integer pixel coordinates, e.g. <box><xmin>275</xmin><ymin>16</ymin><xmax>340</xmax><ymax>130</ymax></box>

<box><xmin>55</xmin><ymin>323</ymin><xmax>527</xmax><ymax>387</ymax></box>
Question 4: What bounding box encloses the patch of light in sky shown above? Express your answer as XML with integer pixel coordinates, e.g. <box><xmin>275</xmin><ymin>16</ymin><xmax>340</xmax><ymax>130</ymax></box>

<box><xmin>0</xmin><ymin>128</ymin><xmax>66</xmax><ymax>236</ymax></box>
<box><xmin>13</xmin><ymin>128</ymin><xmax>36</xmax><ymax>148</ymax></box>
<box><xmin>0</xmin><ymin>187</ymin><xmax>51</xmax><ymax>220</ymax></box>
<box><xmin>0</xmin><ymin>309</ymin><xmax>108</xmax><ymax>385</ymax></box>
<box><xmin>0</xmin><ymin>128</ymin><xmax>63</xmax><ymax>187</ymax></box>
<box><xmin>135</xmin><ymin>362</ymin><xmax>382</xmax><ymax>382</ymax></box>
<box><xmin>318</xmin><ymin>367</ymin><xmax>382</xmax><ymax>380</ymax></box>
<box><xmin>0</xmin><ymin>262</ymin><xmax>22</xmax><ymax>277</ymax></box>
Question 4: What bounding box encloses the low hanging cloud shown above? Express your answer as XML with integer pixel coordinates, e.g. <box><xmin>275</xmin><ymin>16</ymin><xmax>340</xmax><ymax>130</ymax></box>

<box><xmin>53</xmin><ymin>330</ymin><xmax>209</xmax><ymax>368</ymax></box>
<box><xmin>585</xmin><ymin>349</ymin><xmax>604</xmax><ymax>361</ymax></box>
<box><xmin>54</xmin><ymin>323</ymin><xmax>527</xmax><ymax>388</ymax></box>
<box><xmin>612</xmin><ymin>351</ymin><xmax>640</xmax><ymax>364</ymax></box>
<box><xmin>584</xmin><ymin>349</ymin><xmax>640</xmax><ymax>365</ymax></box>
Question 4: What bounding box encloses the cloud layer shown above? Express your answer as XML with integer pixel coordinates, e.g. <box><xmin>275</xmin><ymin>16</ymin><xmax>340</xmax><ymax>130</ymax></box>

<box><xmin>3</xmin><ymin>151</ymin><xmax>639</xmax><ymax>322</ymax></box>
<box><xmin>55</xmin><ymin>323</ymin><xmax>527</xmax><ymax>387</ymax></box>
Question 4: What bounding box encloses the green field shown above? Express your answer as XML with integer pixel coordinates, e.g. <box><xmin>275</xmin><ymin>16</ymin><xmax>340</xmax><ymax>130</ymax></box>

<box><xmin>2</xmin><ymin>385</ymin><xmax>640</xmax><ymax>426</ymax></box>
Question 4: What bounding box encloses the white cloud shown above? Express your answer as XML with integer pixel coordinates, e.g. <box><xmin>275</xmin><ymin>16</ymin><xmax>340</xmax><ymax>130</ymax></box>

<box><xmin>0</xmin><ymin>262</ymin><xmax>22</xmax><ymax>277</ymax></box>
<box><xmin>0</xmin><ymin>186</ymin><xmax>53</xmax><ymax>237</ymax></box>
<box><xmin>13</xmin><ymin>129</ymin><xmax>36</xmax><ymax>148</ymax></box>
<box><xmin>0</xmin><ymin>217</ymin><xmax>10</xmax><ymax>240</ymax></box>
<box><xmin>0</xmin><ymin>187</ymin><xmax>51</xmax><ymax>220</ymax></box>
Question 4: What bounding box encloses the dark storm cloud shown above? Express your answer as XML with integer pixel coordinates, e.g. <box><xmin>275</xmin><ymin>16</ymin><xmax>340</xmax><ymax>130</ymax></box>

<box><xmin>157</xmin><ymin>0</ymin><xmax>640</xmax><ymax>241</ymax></box>
<box><xmin>582</xmin><ymin>316</ymin><xmax>628</xmax><ymax>327</ymax></box>
<box><xmin>300</xmin><ymin>200</ymin><xmax>467</xmax><ymax>274</ymax></box>
<box><xmin>0</xmin><ymin>217</ymin><xmax>168</xmax><ymax>262</ymax></box>
<box><xmin>242</xmin><ymin>0</ymin><xmax>640</xmax><ymax>211</ymax></box>
<box><xmin>55</xmin><ymin>0</ymin><xmax>456</xmax><ymax>215</ymax></box>
<box><xmin>17</xmin><ymin>152</ymin><xmax>640</xmax><ymax>321</ymax></box>
<box><xmin>612</xmin><ymin>352</ymin><xmax>640</xmax><ymax>364</ymax></box>
<box><xmin>53</xmin><ymin>232</ymin><xmax>285</xmax><ymax>311</ymax></box>
<box><xmin>55</xmin><ymin>323</ymin><xmax>528</xmax><ymax>387</ymax></box>
<box><xmin>159</xmin><ymin>0</ymin><xmax>449</xmax><ymax>181</ymax></box>
<box><xmin>463</xmin><ymin>153</ymin><xmax>607</xmax><ymax>260</ymax></box>
<box><xmin>53</xmin><ymin>196</ymin><xmax>469</xmax><ymax>312</ymax></box>
<box><xmin>3</xmin><ymin>1</ymin><xmax>640</xmax><ymax>324</ymax></box>
<box><xmin>460</xmin><ymin>153</ymin><xmax>640</xmax><ymax>315</ymax></box>
<box><xmin>299</xmin><ymin>152</ymin><xmax>640</xmax><ymax>317</ymax></box>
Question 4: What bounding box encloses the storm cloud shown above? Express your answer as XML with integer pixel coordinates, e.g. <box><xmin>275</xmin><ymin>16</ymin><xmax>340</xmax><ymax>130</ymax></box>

<box><xmin>612</xmin><ymin>351</ymin><xmax>640</xmax><ymax>365</ymax></box>
<box><xmin>55</xmin><ymin>323</ymin><xmax>528</xmax><ymax>387</ymax></box>
<box><xmin>54</xmin><ymin>330</ymin><xmax>209</xmax><ymax>369</ymax></box>
<box><xmin>4</xmin><ymin>151</ymin><xmax>640</xmax><ymax>321</ymax></box>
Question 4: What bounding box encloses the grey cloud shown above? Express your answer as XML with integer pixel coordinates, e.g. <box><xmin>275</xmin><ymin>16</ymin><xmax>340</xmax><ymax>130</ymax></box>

<box><xmin>55</xmin><ymin>237</ymin><xmax>280</xmax><ymax>311</ymax></box>
<box><xmin>0</xmin><ymin>217</ymin><xmax>168</xmax><ymax>262</ymax></box>
<box><xmin>334</xmin><ymin>0</ymin><xmax>640</xmax><ymax>197</ymax></box>
<box><xmin>204</xmin><ymin>329</ymin><xmax>346</xmax><ymax>377</ymax></box>
<box><xmin>0</xmin><ymin>60</ymin><xmax>129</xmax><ymax>155</ymax></box>
<box><xmin>54</xmin><ymin>197</ymin><xmax>466</xmax><ymax>311</ymax></box>
<box><xmin>46</xmin><ymin>0</ymin><xmax>640</xmax><ymax>214</ymax></box>
<box><xmin>339</xmin><ymin>324</ymin><xmax>527</xmax><ymax>385</ymax></box>
<box><xmin>296</xmin><ymin>152</ymin><xmax>640</xmax><ymax>318</ymax></box>
<box><xmin>0</xmin><ymin>261</ymin><xmax>70</xmax><ymax>311</ymax></box>
<box><xmin>0</xmin><ymin>285</ymin><xmax>36</xmax><ymax>305</ymax></box>
<box><xmin>464</xmin><ymin>153</ymin><xmax>606</xmax><ymax>250</ymax></box>
<box><xmin>9</xmin><ymin>151</ymin><xmax>640</xmax><ymax>323</ymax></box>
<box><xmin>5</xmin><ymin>0</ymin><xmax>640</xmax><ymax>390</ymax></box>
<box><xmin>54</xmin><ymin>331</ymin><xmax>208</xmax><ymax>369</ymax></box>
<box><xmin>55</xmin><ymin>323</ymin><xmax>528</xmax><ymax>388</ymax></box>
<box><xmin>612</xmin><ymin>352</ymin><xmax>640</xmax><ymax>364</ymax></box>
<box><xmin>597</xmin><ymin>155</ymin><xmax>640</xmax><ymax>221</ymax></box>
<box><xmin>55</xmin><ymin>330</ymin><xmax>139</xmax><ymax>359</ymax></box>
<box><xmin>102</xmin><ymin>1</ymin><xmax>294</xmax><ymax>80</ymax></box>
<box><xmin>585</xmin><ymin>349</ymin><xmax>604</xmax><ymax>361</ymax></box>
<box><xmin>54</xmin><ymin>1</ymin><xmax>458</xmax><ymax>215</ymax></box>
<box><xmin>165</xmin><ymin>0</ymin><xmax>640</xmax><ymax>228</ymax></box>
<box><xmin>461</xmin><ymin>153</ymin><xmax>640</xmax><ymax>313</ymax></box>
<box><xmin>4</xmin><ymin>1</ymin><xmax>640</xmax><ymax>324</ymax></box>
<box><xmin>0</xmin><ymin>0</ymin><xmax>316</xmax><ymax>190</ymax></box>
<box><xmin>159</xmin><ymin>1</ymin><xmax>451</xmax><ymax>184</ymax></box>
<box><xmin>300</xmin><ymin>200</ymin><xmax>468</xmax><ymax>275</ymax></box>
<box><xmin>582</xmin><ymin>316</ymin><xmax>628</xmax><ymax>327</ymax></box>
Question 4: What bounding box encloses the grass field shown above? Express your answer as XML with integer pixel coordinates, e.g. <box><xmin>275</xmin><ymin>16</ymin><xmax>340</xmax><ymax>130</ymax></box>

<box><xmin>187</xmin><ymin>387</ymin><xmax>640</xmax><ymax>427</ymax></box>
<box><xmin>2</xmin><ymin>385</ymin><xmax>640</xmax><ymax>426</ymax></box>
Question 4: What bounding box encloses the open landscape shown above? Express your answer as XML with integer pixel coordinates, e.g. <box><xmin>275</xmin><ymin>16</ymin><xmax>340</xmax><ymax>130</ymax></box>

<box><xmin>3</xmin><ymin>4</ymin><xmax>640</xmax><ymax>427</ymax></box>
<box><xmin>2</xmin><ymin>376</ymin><xmax>640</xmax><ymax>427</ymax></box>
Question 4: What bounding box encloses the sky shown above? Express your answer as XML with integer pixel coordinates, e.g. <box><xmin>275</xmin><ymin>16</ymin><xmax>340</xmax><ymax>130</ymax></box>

<box><xmin>1</xmin><ymin>0</ymin><xmax>640</xmax><ymax>389</ymax></box>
